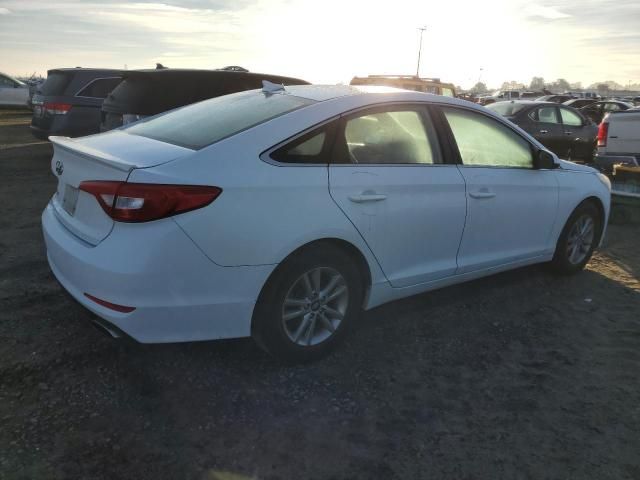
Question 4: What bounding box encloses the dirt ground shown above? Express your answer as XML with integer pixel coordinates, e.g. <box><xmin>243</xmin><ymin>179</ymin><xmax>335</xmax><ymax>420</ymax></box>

<box><xmin>0</xmin><ymin>111</ymin><xmax>639</xmax><ymax>480</ymax></box>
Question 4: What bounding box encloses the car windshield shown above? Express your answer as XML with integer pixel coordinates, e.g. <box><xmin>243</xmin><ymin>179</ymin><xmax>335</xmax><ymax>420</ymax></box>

<box><xmin>486</xmin><ymin>102</ymin><xmax>528</xmax><ymax>116</ymax></box>
<box><xmin>126</xmin><ymin>90</ymin><xmax>316</xmax><ymax>149</ymax></box>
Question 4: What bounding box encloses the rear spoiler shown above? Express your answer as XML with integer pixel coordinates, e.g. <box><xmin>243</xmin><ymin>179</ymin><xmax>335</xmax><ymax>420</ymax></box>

<box><xmin>49</xmin><ymin>136</ymin><xmax>134</xmax><ymax>172</ymax></box>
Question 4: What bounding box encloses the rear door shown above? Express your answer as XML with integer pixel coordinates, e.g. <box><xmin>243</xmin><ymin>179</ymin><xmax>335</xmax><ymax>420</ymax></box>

<box><xmin>528</xmin><ymin>105</ymin><xmax>565</xmax><ymax>157</ymax></box>
<box><xmin>328</xmin><ymin>104</ymin><xmax>467</xmax><ymax>287</ymax></box>
<box><xmin>558</xmin><ymin>106</ymin><xmax>596</xmax><ymax>160</ymax></box>
<box><xmin>438</xmin><ymin>106</ymin><xmax>559</xmax><ymax>273</ymax></box>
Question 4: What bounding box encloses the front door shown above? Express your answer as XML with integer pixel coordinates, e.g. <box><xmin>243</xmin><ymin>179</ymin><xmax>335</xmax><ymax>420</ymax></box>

<box><xmin>328</xmin><ymin>105</ymin><xmax>467</xmax><ymax>288</ymax></box>
<box><xmin>438</xmin><ymin>106</ymin><xmax>559</xmax><ymax>273</ymax></box>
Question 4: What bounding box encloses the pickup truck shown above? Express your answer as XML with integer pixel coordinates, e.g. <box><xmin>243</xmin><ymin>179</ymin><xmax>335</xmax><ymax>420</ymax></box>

<box><xmin>594</xmin><ymin>109</ymin><xmax>640</xmax><ymax>173</ymax></box>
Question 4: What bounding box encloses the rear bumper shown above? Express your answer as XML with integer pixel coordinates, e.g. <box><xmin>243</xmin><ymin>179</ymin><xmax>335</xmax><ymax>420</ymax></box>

<box><xmin>42</xmin><ymin>201</ymin><xmax>274</xmax><ymax>343</ymax></box>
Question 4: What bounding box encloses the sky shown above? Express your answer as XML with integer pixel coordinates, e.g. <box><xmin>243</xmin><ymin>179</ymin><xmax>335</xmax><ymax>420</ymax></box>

<box><xmin>0</xmin><ymin>0</ymin><xmax>638</xmax><ymax>89</ymax></box>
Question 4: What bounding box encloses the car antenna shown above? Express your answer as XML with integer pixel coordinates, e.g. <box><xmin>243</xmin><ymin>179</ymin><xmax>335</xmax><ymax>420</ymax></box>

<box><xmin>262</xmin><ymin>80</ymin><xmax>285</xmax><ymax>96</ymax></box>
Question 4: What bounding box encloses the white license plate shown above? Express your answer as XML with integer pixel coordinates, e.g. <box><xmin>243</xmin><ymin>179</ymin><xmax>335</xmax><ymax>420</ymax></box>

<box><xmin>62</xmin><ymin>185</ymin><xmax>79</xmax><ymax>216</ymax></box>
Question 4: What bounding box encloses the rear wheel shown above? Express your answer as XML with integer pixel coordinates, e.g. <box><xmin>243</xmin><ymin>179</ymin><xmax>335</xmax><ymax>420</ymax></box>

<box><xmin>550</xmin><ymin>202</ymin><xmax>601</xmax><ymax>274</ymax></box>
<box><xmin>252</xmin><ymin>245</ymin><xmax>364</xmax><ymax>363</ymax></box>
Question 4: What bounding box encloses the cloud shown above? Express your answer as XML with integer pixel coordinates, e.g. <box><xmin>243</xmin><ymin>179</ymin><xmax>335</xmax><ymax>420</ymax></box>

<box><xmin>523</xmin><ymin>4</ymin><xmax>570</xmax><ymax>20</ymax></box>
<box><xmin>0</xmin><ymin>7</ymin><xmax>11</xmax><ymax>14</ymax></box>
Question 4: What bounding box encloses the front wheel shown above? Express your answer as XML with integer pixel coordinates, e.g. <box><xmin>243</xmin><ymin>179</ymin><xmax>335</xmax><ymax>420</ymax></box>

<box><xmin>252</xmin><ymin>245</ymin><xmax>364</xmax><ymax>363</ymax></box>
<box><xmin>550</xmin><ymin>202</ymin><xmax>601</xmax><ymax>274</ymax></box>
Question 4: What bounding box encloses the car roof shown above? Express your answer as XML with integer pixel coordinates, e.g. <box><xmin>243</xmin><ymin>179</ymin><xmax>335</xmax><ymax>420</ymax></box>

<box><xmin>285</xmin><ymin>84</ymin><xmax>471</xmax><ymax>105</ymax></box>
<box><xmin>121</xmin><ymin>68</ymin><xmax>308</xmax><ymax>84</ymax></box>
<box><xmin>48</xmin><ymin>68</ymin><xmax>124</xmax><ymax>74</ymax></box>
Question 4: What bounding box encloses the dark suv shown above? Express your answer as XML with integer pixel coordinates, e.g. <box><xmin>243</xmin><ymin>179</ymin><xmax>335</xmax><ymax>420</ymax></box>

<box><xmin>31</xmin><ymin>68</ymin><xmax>123</xmax><ymax>139</ymax></box>
<box><xmin>100</xmin><ymin>68</ymin><xmax>309</xmax><ymax>131</ymax></box>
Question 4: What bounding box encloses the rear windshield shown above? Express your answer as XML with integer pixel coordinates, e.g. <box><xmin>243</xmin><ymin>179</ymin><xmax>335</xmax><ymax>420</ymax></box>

<box><xmin>126</xmin><ymin>90</ymin><xmax>316</xmax><ymax>149</ymax></box>
<box><xmin>486</xmin><ymin>102</ymin><xmax>528</xmax><ymax>116</ymax></box>
<box><xmin>39</xmin><ymin>72</ymin><xmax>73</xmax><ymax>95</ymax></box>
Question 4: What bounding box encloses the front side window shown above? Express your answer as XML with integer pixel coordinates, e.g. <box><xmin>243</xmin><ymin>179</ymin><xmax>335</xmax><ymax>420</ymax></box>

<box><xmin>126</xmin><ymin>90</ymin><xmax>316</xmax><ymax>150</ymax></box>
<box><xmin>340</xmin><ymin>108</ymin><xmax>441</xmax><ymax>164</ymax></box>
<box><xmin>559</xmin><ymin>108</ymin><xmax>583</xmax><ymax>126</ymax></box>
<box><xmin>442</xmin><ymin>107</ymin><xmax>533</xmax><ymax>168</ymax></box>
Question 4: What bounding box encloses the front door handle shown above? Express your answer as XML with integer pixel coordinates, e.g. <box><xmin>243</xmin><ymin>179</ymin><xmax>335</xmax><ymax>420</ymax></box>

<box><xmin>469</xmin><ymin>190</ymin><xmax>496</xmax><ymax>199</ymax></box>
<box><xmin>349</xmin><ymin>193</ymin><xmax>387</xmax><ymax>203</ymax></box>
<box><xmin>564</xmin><ymin>131</ymin><xmax>573</xmax><ymax>135</ymax></box>
<box><xmin>539</xmin><ymin>129</ymin><xmax>549</xmax><ymax>134</ymax></box>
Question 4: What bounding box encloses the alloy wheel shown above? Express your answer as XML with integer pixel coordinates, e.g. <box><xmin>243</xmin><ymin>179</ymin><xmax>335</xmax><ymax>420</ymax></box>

<box><xmin>281</xmin><ymin>267</ymin><xmax>349</xmax><ymax>347</ymax></box>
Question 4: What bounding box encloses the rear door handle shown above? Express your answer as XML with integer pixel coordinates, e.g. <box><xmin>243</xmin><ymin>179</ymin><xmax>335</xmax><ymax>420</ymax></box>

<box><xmin>539</xmin><ymin>129</ymin><xmax>548</xmax><ymax>134</ymax></box>
<box><xmin>564</xmin><ymin>131</ymin><xmax>573</xmax><ymax>135</ymax></box>
<box><xmin>348</xmin><ymin>193</ymin><xmax>387</xmax><ymax>203</ymax></box>
<box><xmin>469</xmin><ymin>190</ymin><xmax>496</xmax><ymax>199</ymax></box>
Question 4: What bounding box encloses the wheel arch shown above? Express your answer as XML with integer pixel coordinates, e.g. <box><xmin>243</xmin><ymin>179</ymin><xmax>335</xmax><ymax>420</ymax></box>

<box><xmin>251</xmin><ymin>237</ymin><xmax>373</xmax><ymax>333</ymax></box>
<box><xmin>582</xmin><ymin>195</ymin><xmax>607</xmax><ymax>243</ymax></box>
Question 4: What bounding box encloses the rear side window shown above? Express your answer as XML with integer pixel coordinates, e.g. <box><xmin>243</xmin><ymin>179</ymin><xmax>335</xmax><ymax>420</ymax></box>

<box><xmin>530</xmin><ymin>106</ymin><xmax>560</xmax><ymax>124</ymax></box>
<box><xmin>126</xmin><ymin>90</ymin><xmax>316</xmax><ymax>150</ymax></box>
<box><xmin>39</xmin><ymin>72</ymin><xmax>73</xmax><ymax>95</ymax></box>
<box><xmin>443</xmin><ymin>107</ymin><xmax>533</xmax><ymax>168</ymax></box>
<box><xmin>270</xmin><ymin>123</ymin><xmax>336</xmax><ymax>164</ymax></box>
<box><xmin>340</xmin><ymin>108</ymin><xmax>442</xmax><ymax>165</ymax></box>
<box><xmin>77</xmin><ymin>77</ymin><xmax>122</xmax><ymax>99</ymax></box>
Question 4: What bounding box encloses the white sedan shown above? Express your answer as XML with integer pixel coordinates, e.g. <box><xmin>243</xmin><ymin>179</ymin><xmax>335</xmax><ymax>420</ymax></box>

<box><xmin>42</xmin><ymin>84</ymin><xmax>611</xmax><ymax>362</ymax></box>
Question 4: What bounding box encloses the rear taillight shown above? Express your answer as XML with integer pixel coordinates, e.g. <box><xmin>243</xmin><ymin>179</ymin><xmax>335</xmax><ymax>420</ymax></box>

<box><xmin>79</xmin><ymin>181</ymin><xmax>222</xmax><ymax>222</ymax></box>
<box><xmin>597</xmin><ymin>121</ymin><xmax>609</xmax><ymax>147</ymax></box>
<box><xmin>44</xmin><ymin>102</ymin><xmax>71</xmax><ymax>115</ymax></box>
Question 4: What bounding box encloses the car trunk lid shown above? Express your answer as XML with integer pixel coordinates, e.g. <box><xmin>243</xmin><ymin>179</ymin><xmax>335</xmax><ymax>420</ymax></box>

<box><xmin>49</xmin><ymin>132</ymin><xmax>194</xmax><ymax>245</ymax></box>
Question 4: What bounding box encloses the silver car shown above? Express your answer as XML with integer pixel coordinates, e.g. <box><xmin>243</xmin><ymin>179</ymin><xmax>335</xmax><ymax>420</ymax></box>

<box><xmin>0</xmin><ymin>71</ymin><xmax>29</xmax><ymax>108</ymax></box>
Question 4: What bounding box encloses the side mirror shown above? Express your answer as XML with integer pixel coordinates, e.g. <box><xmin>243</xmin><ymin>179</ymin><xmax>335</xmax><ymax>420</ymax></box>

<box><xmin>534</xmin><ymin>150</ymin><xmax>559</xmax><ymax>169</ymax></box>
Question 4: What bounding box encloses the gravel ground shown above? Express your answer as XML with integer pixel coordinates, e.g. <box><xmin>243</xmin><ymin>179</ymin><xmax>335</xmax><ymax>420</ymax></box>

<box><xmin>0</xmin><ymin>112</ymin><xmax>639</xmax><ymax>480</ymax></box>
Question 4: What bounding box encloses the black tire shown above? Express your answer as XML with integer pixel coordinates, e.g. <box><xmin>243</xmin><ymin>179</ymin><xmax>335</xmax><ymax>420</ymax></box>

<box><xmin>550</xmin><ymin>201</ymin><xmax>602</xmax><ymax>274</ymax></box>
<box><xmin>252</xmin><ymin>244</ymin><xmax>364</xmax><ymax>363</ymax></box>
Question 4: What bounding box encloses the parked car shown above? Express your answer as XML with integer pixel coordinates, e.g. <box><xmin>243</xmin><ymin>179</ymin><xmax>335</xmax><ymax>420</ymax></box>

<box><xmin>0</xmin><ymin>71</ymin><xmax>29</xmax><ymax>108</ymax></box>
<box><xmin>563</xmin><ymin>98</ymin><xmax>597</xmax><ymax>109</ymax></box>
<box><xmin>100</xmin><ymin>68</ymin><xmax>310</xmax><ymax>131</ymax></box>
<box><xmin>594</xmin><ymin>109</ymin><xmax>640</xmax><ymax>173</ymax></box>
<box><xmin>42</xmin><ymin>84</ymin><xmax>611</xmax><ymax>362</ymax></box>
<box><xmin>31</xmin><ymin>68</ymin><xmax>124</xmax><ymax>139</ymax></box>
<box><xmin>486</xmin><ymin>100</ymin><xmax>598</xmax><ymax>161</ymax></box>
<box><xmin>579</xmin><ymin>100</ymin><xmax>634</xmax><ymax>124</ymax></box>
<box><xmin>535</xmin><ymin>94</ymin><xmax>575</xmax><ymax>104</ymax></box>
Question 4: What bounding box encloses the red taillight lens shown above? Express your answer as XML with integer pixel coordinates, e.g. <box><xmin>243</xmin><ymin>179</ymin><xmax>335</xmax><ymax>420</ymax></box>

<box><xmin>44</xmin><ymin>102</ymin><xmax>72</xmax><ymax>115</ymax></box>
<box><xmin>597</xmin><ymin>121</ymin><xmax>609</xmax><ymax>147</ymax></box>
<box><xmin>79</xmin><ymin>181</ymin><xmax>222</xmax><ymax>222</ymax></box>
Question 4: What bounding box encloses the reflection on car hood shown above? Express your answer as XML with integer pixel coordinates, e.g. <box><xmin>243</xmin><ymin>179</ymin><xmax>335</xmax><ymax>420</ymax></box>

<box><xmin>558</xmin><ymin>159</ymin><xmax>597</xmax><ymax>173</ymax></box>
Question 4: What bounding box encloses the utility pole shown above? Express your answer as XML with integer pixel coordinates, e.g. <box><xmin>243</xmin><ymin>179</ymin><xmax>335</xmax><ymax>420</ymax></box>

<box><xmin>416</xmin><ymin>26</ymin><xmax>427</xmax><ymax>77</ymax></box>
